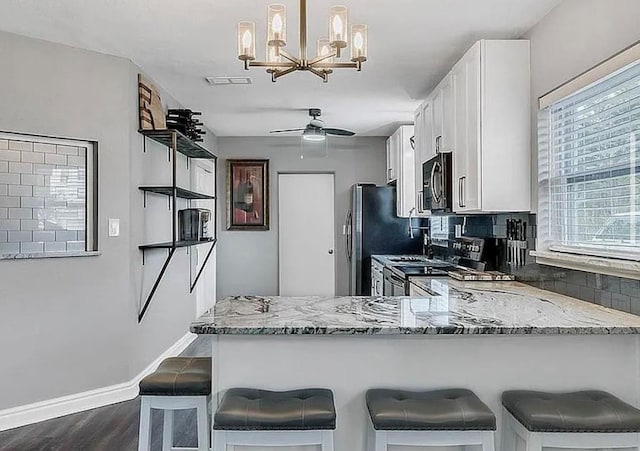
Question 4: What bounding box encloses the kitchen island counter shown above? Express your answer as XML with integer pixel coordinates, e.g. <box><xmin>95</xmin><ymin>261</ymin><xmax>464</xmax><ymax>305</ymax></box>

<box><xmin>193</xmin><ymin>284</ymin><xmax>640</xmax><ymax>451</ymax></box>
<box><xmin>190</xmin><ymin>280</ymin><xmax>640</xmax><ymax>336</ymax></box>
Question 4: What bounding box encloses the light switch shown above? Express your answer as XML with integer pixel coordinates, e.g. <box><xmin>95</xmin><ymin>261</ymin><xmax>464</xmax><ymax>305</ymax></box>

<box><xmin>108</xmin><ymin>218</ymin><xmax>120</xmax><ymax>237</ymax></box>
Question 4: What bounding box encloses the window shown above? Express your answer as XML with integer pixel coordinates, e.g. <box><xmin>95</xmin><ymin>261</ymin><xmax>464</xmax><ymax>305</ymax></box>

<box><xmin>538</xmin><ymin>49</ymin><xmax>640</xmax><ymax>262</ymax></box>
<box><xmin>0</xmin><ymin>132</ymin><xmax>97</xmax><ymax>257</ymax></box>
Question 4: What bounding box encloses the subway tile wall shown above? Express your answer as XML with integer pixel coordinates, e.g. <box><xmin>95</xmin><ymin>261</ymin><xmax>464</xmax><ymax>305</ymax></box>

<box><xmin>0</xmin><ymin>138</ymin><xmax>86</xmax><ymax>255</ymax></box>
<box><xmin>432</xmin><ymin>213</ymin><xmax>640</xmax><ymax>316</ymax></box>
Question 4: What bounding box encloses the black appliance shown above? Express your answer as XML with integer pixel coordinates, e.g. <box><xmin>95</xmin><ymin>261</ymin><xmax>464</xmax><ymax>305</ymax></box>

<box><xmin>423</xmin><ymin>152</ymin><xmax>453</xmax><ymax>212</ymax></box>
<box><xmin>346</xmin><ymin>184</ymin><xmax>426</xmax><ymax>295</ymax></box>
<box><xmin>179</xmin><ymin>208</ymin><xmax>212</xmax><ymax>241</ymax></box>
<box><xmin>383</xmin><ymin>263</ymin><xmax>456</xmax><ymax>296</ymax></box>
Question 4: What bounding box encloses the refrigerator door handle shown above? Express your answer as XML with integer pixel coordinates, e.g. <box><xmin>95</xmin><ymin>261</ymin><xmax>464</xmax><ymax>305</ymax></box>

<box><xmin>345</xmin><ymin>209</ymin><xmax>352</xmax><ymax>261</ymax></box>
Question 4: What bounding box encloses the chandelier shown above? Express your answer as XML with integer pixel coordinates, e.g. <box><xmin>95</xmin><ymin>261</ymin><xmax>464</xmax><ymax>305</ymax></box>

<box><xmin>237</xmin><ymin>0</ymin><xmax>368</xmax><ymax>82</ymax></box>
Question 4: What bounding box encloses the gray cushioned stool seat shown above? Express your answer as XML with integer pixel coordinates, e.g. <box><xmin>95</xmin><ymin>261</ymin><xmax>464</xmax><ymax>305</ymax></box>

<box><xmin>139</xmin><ymin>357</ymin><xmax>211</xmax><ymax>396</ymax></box>
<box><xmin>502</xmin><ymin>390</ymin><xmax>640</xmax><ymax>433</ymax></box>
<box><xmin>366</xmin><ymin>388</ymin><xmax>496</xmax><ymax>431</ymax></box>
<box><xmin>214</xmin><ymin>388</ymin><xmax>336</xmax><ymax>431</ymax></box>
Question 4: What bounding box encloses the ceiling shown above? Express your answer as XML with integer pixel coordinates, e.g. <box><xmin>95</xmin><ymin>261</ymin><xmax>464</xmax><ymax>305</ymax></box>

<box><xmin>0</xmin><ymin>0</ymin><xmax>561</xmax><ymax>137</ymax></box>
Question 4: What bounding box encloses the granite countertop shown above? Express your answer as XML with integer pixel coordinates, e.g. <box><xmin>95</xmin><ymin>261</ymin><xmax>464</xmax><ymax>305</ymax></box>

<box><xmin>190</xmin><ymin>279</ymin><xmax>640</xmax><ymax>335</ymax></box>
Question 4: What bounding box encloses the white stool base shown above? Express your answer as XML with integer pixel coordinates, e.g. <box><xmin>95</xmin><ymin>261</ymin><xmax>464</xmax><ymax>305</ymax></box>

<box><xmin>214</xmin><ymin>429</ymin><xmax>334</xmax><ymax>451</ymax></box>
<box><xmin>367</xmin><ymin>418</ymin><xmax>495</xmax><ymax>451</ymax></box>
<box><xmin>138</xmin><ymin>395</ymin><xmax>211</xmax><ymax>451</ymax></box>
<box><xmin>502</xmin><ymin>407</ymin><xmax>640</xmax><ymax>451</ymax></box>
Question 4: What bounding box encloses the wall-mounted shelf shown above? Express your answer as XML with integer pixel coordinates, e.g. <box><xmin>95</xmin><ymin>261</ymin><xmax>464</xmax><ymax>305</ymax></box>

<box><xmin>138</xmin><ymin>129</ymin><xmax>218</xmax><ymax>323</ymax></box>
<box><xmin>139</xmin><ymin>186</ymin><xmax>215</xmax><ymax>200</ymax></box>
<box><xmin>139</xmin><ymin>129</ymin><xmax>215</xmax><ymax>159</ymax></box>
<box><xmin>139</xmin><ymin>238</ymin><xmax>216</xmax><ymax>251</ymax></box>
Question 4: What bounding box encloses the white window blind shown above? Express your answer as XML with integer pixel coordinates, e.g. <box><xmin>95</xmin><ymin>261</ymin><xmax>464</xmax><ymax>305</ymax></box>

<box><xmin>538</xmin><ymin>60</ymin><xmax>640</xmax><ymax>261</ymax></box>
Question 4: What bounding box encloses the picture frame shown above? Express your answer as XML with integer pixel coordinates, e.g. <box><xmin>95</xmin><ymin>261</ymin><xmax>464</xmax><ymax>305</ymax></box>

<box><xmin>226</xmin><ymin>159</ymin><xmax>270</xmax><ymax>231</ymax></box>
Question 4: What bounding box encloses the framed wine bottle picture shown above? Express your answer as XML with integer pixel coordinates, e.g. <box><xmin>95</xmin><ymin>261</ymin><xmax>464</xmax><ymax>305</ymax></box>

<box><xmin>226</xmin><ymin>159</ymin><xmax>270</xmax><ymax>230</ymax></box>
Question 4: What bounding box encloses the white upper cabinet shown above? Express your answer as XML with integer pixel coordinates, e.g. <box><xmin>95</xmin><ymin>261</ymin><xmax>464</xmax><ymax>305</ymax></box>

<box><xmin>452</xmin><ymin>40</ymin><xmax>531</xmax><ymax>213</ymax></box>
<box><xmin>432</xmin><ymin>73</ymin><xmax>454</xmax><ymax>154</ymax></box>
<box><xmin>413</xmin><ymin>99</ymin><xmax>433</xmax><ymax>216</ymax></box>
<box><xmin>386</xmin><ymin>131</ymin><xmax>399</xmax><ymax>183</ymax></box>
<box><xmin>386</xmin><ymin>125</ymin><xmax>416</xmax><ymax>217</ymax></box>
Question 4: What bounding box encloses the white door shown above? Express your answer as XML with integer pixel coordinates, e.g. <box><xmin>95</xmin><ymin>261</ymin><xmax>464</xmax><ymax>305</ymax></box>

<box><xmin>191</xmin><ymin>161</ymin><xmax>216</xmax><ymax>316</ymax></box>
<box><xmin>279</xmin><ymin>173</ymin><xmax>335</xmax><ymax>296</ymax></box>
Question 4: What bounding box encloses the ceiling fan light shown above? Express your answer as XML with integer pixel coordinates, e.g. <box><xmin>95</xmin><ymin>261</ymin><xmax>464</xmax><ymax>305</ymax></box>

<box><xmin>237</xmin><ymin>21</ymin><xmax>256</xmax><ymax>60</ymax></box>
<box><xmin>267</xmin><ymin>4</ymin><xmax>287</xmax><ymax>47</ymax></box>
<box><xmin>302</xmin><ymin>128</ymin><xmax>327</xmax><ymax>142</ymax></box>
<box><xmin>328</xmin><ymin>5</ymin><xmax>348</xmax><ymax>49</ymax></box>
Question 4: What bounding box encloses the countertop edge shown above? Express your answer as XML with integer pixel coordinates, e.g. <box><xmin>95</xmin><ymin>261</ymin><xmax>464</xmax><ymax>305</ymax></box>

<box><xmin>189</xmin><ymin>326</ymin><xmax>640</xmax><ymax>336</ymax></box>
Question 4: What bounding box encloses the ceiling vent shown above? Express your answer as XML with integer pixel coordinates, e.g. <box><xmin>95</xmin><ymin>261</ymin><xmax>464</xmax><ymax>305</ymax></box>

<box><xmin>206</xmin><ymin>76</ymin><xmax>253</xmax><ymax>86</ymax></box>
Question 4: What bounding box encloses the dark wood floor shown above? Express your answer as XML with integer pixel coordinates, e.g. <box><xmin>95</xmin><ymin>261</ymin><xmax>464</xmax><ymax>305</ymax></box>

<box><xmin>0</xmin><ymin>336</ymin><xmax>212</xmax><ymax>451</ymax></box>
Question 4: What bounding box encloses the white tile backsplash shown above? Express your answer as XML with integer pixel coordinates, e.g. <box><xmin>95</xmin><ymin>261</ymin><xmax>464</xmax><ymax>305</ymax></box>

<box><xmin>21</xmin><ymin>151</ymin><xmax>44</xmax><ymax>164</ymax></box>
<box><xmin>20</xmin><ymin>242</ymin><xmax>43</xmax><ymax>253</ymax></box>
<box><xmin>8</xmin><ymin>185</ymin><xmax>32</xmax><ymax>197</ymax></box>
<box><xmin>1</xmin><ymin>135</ymin><xmax>89</xmax><ymax>256</ymax></box>
<box><xmin>9</xmin><ymin>141</ymin><xmax>33</xmax><ymax>151</ymax></box>
<box><xmin>8</xmin><ymin>231</ymin><xmax>32</xmax><ymax>242</ymax></box>
<box><xmin>0</xmin><ymin>243</ymin><xmax>20</xmax><ymax>254</ymax></box>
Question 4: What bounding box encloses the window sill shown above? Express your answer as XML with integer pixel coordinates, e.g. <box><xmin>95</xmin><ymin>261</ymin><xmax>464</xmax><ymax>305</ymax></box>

<box><xmin>0</xmin><ymin>251</ymin><xmax>101</xmax><ymax>261</ymax></box>
<box><xmin>531</xmin><ymin>250</ymin><xmax>640</xmax><ymax>281</ymax></box>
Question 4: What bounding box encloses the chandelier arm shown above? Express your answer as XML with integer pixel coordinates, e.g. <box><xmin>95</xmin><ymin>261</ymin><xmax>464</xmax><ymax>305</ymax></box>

<box><xmin>249</xmin><ymin>61</ymin><xmax>297</xmax><ymax>68</ymax></box>
<box><xmin>313</xmin><ymin>62</ymin><xmax>360</xmax><ymax>69</ymax></box>
<box><xmin>273</xmin><ymin>66</ymin><xmax>300</xmax><ymax>80</ymax></box>
<box><xmin>308</xmin><ymin>52</ymin><xmax>339</xmax><ymax>66</ymax></box>
<box><xmin>308</xmin><ymin>67</ymin><xmax>329</xmax><ymax>81</ymax></box>
<box><xmin>278</xmin><ymin>50</ymin><xmax>301</xmax><ymax>65</ymax></box>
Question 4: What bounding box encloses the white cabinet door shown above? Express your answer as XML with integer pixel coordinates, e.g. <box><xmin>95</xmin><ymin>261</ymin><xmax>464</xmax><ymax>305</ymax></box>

<box><xmin>413</xmin><ymin>100</ymin><xmax>433</xmax><ymax>216</ymax></box>
<box><xmin>396</xmin><ymin>125</ymin><xmax>416</xmax><ymax>218</ymax></box>
<box><xmin>432</xmin><ymin>73</ymin><xmax>454</xmax><ymax>154</ymax></box>
<box><xmin>386</xmin><ymin>132</ymin><xmax>400</xmax><ymax>183</ymax></box>
<box><xmin>452</xmin><ymin>41</ymin><xmax>481</xmax><ymax>212</ymax></box>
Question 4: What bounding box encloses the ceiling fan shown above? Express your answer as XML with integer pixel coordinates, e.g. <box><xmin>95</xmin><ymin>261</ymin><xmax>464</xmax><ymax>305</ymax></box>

<box><xmin>270</xmin><ymin>108</ymin><xmax>355</xmax><ymax>141</ymax></box>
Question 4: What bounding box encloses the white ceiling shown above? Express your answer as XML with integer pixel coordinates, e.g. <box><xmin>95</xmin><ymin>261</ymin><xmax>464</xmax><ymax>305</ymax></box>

<box><xmin>0</xmin><ymin>0</ymin><xmax>561</xmax><ymax>137</ymax></box>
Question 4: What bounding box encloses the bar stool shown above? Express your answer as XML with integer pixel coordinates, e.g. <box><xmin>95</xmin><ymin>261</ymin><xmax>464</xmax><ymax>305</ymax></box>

<box><xmin>137</xmin><ymin>357</ymin><xmax>212</xmax><ymax>451</ymax></box>
<box><xmin>502</xmin><ymin>390</ymin><xmax>640</xmax><ymax>450</ymax></box>
<box><xmin>366</xmin><ymin>388</ymin><xmax>496</xmax><ymax>450</ymax></box>
<box><xmin>213</xmin><ymin>388</ymin><xmax>336</xmax><ymax>450</ymax></box>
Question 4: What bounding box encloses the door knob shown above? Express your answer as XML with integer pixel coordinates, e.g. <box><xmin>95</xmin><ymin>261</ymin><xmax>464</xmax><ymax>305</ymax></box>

<box><xmin>328</xmin><ymin>249</ymin><xmax>334</xmax><ymax>255</ymax></box>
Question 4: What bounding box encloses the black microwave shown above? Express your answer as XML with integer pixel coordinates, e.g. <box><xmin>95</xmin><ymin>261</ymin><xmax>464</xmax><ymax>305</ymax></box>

<box><xmin>423</xmin><ymin>153</ymin><xmax>453</xmax><ymax>212</ymax></box>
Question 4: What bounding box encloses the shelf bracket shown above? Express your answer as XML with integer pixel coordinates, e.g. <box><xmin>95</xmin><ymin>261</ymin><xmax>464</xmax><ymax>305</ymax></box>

<box><xmin>138</xmin><ymin>248</ymin><xmax>176</xmax><ymax>322</ymax></box>
<box><xmin>190</xmin><ymin>239</ymin><xmax>217</xmax><ymax>293</ymax></box>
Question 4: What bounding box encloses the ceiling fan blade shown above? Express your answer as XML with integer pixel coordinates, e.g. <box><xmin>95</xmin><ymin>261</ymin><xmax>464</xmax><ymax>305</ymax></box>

<box><xmin>324</xmin><ymin>128</ymin><xmax>356</xmax><ymax>136</ymax></box>
<box><xmin>269</xmin><ymin>128</ymin><xmax>306</xmax><ymax>134</ymax></box>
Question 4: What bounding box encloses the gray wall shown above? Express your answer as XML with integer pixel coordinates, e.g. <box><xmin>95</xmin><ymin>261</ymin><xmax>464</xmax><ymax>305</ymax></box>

<box><xmin>0</xmin><ymin>30</ymin><xmax>216</xmax><ymax>410</ymax></box>
<box><xmin>216</xmin><ymin>136</ymin><xmax>386</xmax><ymax>298</ymax></box>
<box><xmin>524</xmin><ymin>0</ymin><xmax>640</xmax><ymax>210</ymax></box>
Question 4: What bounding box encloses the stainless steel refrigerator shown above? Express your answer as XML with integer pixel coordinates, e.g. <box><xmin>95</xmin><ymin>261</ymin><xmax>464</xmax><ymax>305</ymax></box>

<box><xmin>345</xmin><ymin>184</ymin><xmax>426</xmax><ymax>295</ymax></box>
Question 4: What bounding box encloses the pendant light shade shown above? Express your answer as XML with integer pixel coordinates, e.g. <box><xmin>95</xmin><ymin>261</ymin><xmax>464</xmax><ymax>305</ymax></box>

<box><xmin>317</xmin><ymin>38</ymin><xmax>334</xmax><ymax>63</ymax></box>
<box><xmin>328</xmin><ymin>5</ymin><xmax>348</xmax><ymax>50</ymax></box>
<box><xmin>350</xmin><ymin>24</ymin><xmax>368</xmax><ymax>62</ymax></box>
<box><xmin>237</xmin><ymin>21</ymin><xmax>256</xmax><ymax>61</ymax></box>
<box><xmin>267</xmin><ymin>4</ymin><xmax>287</xmax><ymax>48</ymax></box>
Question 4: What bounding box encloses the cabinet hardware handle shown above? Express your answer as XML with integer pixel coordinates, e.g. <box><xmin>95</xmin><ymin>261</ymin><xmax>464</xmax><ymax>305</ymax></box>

<box><xmin>435</xmin><ymin>136</ymin><xmax>442</xmax><ymax>154</ymax></box>
<box><xmin>388</xmin><ymin>168</ymin><xmax>392</xmax><ymax>180</ymax></box>
<box><xmin>417</xmin><ymin>191</ymin><xmax>423</xmax><ymax>213</ymax></box>
<box><xmin>460</xmin><ymin>177</ymin><xmax>466</xmax><ymax>208</ymax></box>
<box><xmin>458</xmin><ymin>177</ymin><xmax>463</xmax><ymax>208</ymax></box>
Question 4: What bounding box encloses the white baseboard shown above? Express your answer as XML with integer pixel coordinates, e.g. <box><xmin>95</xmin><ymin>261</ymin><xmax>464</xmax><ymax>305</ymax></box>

<box><xmin>0</xmin><ymin>332</ymin><xmax>198</xmax><ymax>432</ymax></box>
